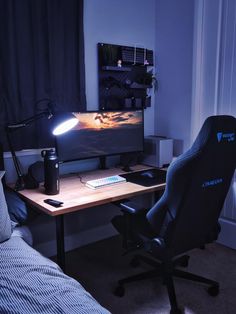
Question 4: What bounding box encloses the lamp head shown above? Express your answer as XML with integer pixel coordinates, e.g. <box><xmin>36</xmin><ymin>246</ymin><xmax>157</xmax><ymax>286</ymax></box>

<box><xmin>52</xmin><ymin>112</ymin><xmax>78</xmax><ymax>136</ymax></box>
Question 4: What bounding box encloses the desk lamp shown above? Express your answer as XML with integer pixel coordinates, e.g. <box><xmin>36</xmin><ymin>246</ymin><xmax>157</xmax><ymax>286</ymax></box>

<box><xmin>6</xmin><ymin>104</ymin><xmax>78</xmax><ymax>191</ymax></box>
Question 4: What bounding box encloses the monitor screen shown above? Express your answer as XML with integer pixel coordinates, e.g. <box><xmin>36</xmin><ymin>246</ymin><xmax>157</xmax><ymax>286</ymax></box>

<box><xmin>55</xmin><ymin>110</ymin><xmax>144</xmax><ymax>163</ymax></box>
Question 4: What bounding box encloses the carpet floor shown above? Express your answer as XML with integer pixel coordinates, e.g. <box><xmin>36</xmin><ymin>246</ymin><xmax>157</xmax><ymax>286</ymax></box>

<box><xmin>64</xmin><ymin>235</ymin><xmax>236</xmax><ymax>314</ymax></box>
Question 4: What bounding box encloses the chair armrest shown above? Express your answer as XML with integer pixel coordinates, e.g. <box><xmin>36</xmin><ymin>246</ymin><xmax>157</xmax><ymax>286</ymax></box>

<box><xmin>115</xmin><ymin>200</ymin><xmax>147</xmax><ymax>215</ymax></box>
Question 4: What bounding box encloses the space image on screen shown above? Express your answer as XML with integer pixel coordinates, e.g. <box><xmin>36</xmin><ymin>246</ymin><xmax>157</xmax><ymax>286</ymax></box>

<box><xmin>55</xmin><ymin>110</ymin><xmax>144</xmax><ymax>163</ymax></box>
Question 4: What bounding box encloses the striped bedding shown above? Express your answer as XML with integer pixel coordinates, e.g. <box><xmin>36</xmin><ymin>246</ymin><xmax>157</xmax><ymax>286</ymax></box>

<box><xmin>0</xmin><ymin>231</ymin><xmax>110</xmax><ymax>314</ymax></box>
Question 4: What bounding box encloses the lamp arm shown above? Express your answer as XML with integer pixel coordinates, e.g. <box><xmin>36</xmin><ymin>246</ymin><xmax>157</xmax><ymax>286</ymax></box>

<box><xmin>5</xmin><ymin>106</ymin><xmax>53</xmax><ymax>190</ymax></box>
<box><xmin>5</xmin><ymin>129</ymin><xmax>25</xmax><ymax>190</ymax></box>
<box><xmin>7</xmin><ymin>109</ymin><xmax>53</xmax><ymax>132</ymax></box>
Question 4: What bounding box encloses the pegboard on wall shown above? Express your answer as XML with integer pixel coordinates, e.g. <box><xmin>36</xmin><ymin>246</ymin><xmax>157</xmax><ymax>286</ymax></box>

<box><xmin>98</xmin><ymin>43</ymin><xmax>156</xmax><ymax>110</ymax></box>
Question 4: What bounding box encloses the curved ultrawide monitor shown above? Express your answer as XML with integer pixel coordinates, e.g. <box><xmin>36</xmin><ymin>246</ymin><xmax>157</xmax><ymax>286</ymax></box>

<box><xmin>55</xmin><ymin>110</ymin><xmax>144</xmax><ymax>163</ymax></box>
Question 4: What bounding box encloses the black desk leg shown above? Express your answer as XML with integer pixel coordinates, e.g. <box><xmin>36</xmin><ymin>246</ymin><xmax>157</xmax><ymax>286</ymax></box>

<box><xmin>55</xmin><ymin>215</ymin><xmax>65</xmax><ymax>272</ymax></box>
<box><xmin>152</xmin><ymin>190</ymin><xmax>165</xmax><ymax>205</ymax></box>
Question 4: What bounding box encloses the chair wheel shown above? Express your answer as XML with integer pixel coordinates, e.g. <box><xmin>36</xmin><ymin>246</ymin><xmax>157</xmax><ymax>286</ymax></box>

<box><xmin>113</xmin><ymin>285</ymin><xmax>125</xmax><ymax>297</ymax></box>
<box><xmin>207</xmin><ymin>285</ymin><xmax>219</xmax><ymax>296</ymax></box>
<box><xmin>130</xmin><ymin>256</ymin><xmax>140</xmax><ymax>268</ymax></box>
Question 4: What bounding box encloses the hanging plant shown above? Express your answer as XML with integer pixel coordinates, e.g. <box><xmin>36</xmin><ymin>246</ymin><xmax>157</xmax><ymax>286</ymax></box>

<box><xmin>135</xmin><ymin>71</ymin><xmax>158</xmax><ymax>91</ymax></box>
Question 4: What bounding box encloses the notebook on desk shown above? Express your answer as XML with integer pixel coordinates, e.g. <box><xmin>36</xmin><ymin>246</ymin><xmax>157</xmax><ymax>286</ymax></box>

<box><xmin>120</xmin><ymin>168</ymin><xmax>166</xmax><ymax>187</ymax></box>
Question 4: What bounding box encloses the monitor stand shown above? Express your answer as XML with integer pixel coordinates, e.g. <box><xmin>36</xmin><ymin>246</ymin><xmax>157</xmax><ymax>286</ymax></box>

<box><xmin>120</xmin><ymin>153</ymin><xmax>135</xmax><ymax>172</ymax></box>
<box><xmin>122</xmin><ymin>165</ymin><xmax>132</xmax><ymax>172</ymax></box>
<box><xmin>99</xmin><ymin>156</ymin><xmax>107</xmax><ymax>170</ymax></box>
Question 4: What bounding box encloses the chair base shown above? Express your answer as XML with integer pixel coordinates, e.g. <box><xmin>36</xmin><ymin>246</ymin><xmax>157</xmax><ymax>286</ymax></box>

<box><xmin>113</xmin><ymin>254</ymin><xmax>219</xmax><ymax>314</ymax></box>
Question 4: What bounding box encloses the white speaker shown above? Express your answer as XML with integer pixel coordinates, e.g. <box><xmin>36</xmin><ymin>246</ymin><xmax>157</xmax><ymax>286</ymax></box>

<box><xmin>142</xmin><ymin>136</ymin><xmax>173</xmax><ymax>168</ymax></box>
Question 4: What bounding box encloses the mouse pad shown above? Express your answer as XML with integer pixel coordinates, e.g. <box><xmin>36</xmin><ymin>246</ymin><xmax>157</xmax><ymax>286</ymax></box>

<box><xmin>120</xmin><ymin>168</ymin><xmax>166</xmax><ymax>187</ymax></box>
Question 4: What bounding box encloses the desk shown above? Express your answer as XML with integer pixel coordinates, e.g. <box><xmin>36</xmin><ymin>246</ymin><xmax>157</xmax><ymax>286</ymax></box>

<box><xmin>16</xmin><ymin>165</ymin><xmax>166</xmax><ymax>271</ymax></box>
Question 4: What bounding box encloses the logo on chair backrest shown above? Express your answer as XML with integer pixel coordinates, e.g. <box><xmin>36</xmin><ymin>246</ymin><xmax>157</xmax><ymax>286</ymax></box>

<box><xmin>202</xmin><ymin>178</ymin><xmax>223</xmax><ymax>188</ymax></box>
<box><xmin>217</xmin><ymin>132</ymin><xmax>235</xmax><ymax>142</ymax></box>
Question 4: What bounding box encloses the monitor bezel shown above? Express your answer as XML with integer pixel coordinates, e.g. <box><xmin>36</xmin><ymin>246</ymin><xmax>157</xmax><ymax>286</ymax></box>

<box><xmin>55</xmin><ymin>109</ymin><xmax>144</xmax><ymax>164</ymax></box>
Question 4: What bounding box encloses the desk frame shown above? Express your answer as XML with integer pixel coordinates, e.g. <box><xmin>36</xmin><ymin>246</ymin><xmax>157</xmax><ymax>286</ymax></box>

<box><xmin>15</xmin><ymin>166</ymin><xmax>166</xmax><ymax>271</ymax></box>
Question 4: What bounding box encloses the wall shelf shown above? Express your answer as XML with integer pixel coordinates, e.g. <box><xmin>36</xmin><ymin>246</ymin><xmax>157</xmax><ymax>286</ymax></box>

<box><xmin>98</xmin><ymin>43</ymin><xmax>155</xmax><ymax>110</ymax></box>
<box><xmin>102</xmin><ymin>66</ymin><xmax>132</xmax><ymax>72</ymax></box>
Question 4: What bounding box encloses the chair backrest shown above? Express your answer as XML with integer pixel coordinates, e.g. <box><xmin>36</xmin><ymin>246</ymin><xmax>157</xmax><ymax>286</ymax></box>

<box><xmin>147</xmin><ymin>115</ymin><xmax>236</xmax><ymax>256</ymax></box>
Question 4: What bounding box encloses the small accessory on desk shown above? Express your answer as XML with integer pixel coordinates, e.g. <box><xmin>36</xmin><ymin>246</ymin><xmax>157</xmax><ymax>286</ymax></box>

<box><xmin>25</xmin><ymin>161</ymin><xmax>44</xmax><ymax>189</ymax></box>
<box><xmin>41</xmin><ymin>149</ymin><xmax>60</xmax><ymax>195</ymax></box>
<box><xmin>120</xmin><ymin>168</ymin><xmax>166</xmax><ymax>187</ymax></box>
<box><xmin>86</xmin><ymin>175</ymin><xmax>126</xmax><ymax>189</ymax></box>
<box><xmin>44</xmin><ymin>199</ymin><xmax>63</xmax><ymax>207</ymax></box>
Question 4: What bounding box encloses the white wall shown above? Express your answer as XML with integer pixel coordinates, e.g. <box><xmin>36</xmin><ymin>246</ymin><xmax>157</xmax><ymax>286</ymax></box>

<box><xmin>155</xmin><ymin>0</ymin><xmax>195</xmax><ymax>154</ymax></box>
<box><xmin>84</xmin><ymin>0</ymin><xmax>156</xmax><ymax>136</ymax></box>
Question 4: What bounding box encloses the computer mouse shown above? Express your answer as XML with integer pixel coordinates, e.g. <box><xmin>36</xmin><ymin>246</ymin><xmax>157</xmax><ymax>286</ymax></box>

<box><xmin>141</xmin><ymin>171</ymin><xmax>155</xmax><ymax>179</ymax></box>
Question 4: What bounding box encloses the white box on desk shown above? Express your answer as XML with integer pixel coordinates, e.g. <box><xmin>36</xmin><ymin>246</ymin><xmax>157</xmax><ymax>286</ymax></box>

<box><xmin>142</xmin><ymin>136</ymin><xmax>173</xmax><ymax>168</ymax></box>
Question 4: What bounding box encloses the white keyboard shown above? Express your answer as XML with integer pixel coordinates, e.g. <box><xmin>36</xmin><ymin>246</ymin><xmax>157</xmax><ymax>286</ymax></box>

<box><xmin>86</xmin><ymin>175</ymin><xmax>126</xmax><ymax>189</ymax></box>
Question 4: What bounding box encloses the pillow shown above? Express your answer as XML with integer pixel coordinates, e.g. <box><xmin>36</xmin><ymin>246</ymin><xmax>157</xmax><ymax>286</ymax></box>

<box><xmin>4</xmin><ymin>188</ymin><xmax>30</xmax><ymax>225</ymax></box>
<box><xmin>4</xmin><ymin>186</ymin><xmax>39</xmax><ymax>225</ymax></box>
<box><xmin>0</xmin><ymin>171</ymin><xmax>12</xmax><ymax>242</ymax></box>
<box><xmin>12</xmin><ymin>225</ymin><xmax>33</xmax><ymax>246</ymax></box>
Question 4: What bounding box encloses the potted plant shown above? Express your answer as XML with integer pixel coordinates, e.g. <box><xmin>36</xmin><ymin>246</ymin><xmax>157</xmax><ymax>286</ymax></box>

<box><xmin>133</xmin><ymin>71</ymin><xmax>158</xmax><ymax>91</ymax></box>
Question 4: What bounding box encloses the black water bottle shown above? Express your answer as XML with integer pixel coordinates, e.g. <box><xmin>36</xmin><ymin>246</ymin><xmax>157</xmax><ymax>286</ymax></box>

<box><xmin>41</xmin><ymin>149</ymin><xmax>60</xmax><ymax>195</ymax></box>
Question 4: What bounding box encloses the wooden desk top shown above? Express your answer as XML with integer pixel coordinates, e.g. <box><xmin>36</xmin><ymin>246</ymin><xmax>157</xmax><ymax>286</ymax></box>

<box><xmin>16</xmin><ymin>165</ymin><xmax>166</xmax><ymax>217</ymax></box>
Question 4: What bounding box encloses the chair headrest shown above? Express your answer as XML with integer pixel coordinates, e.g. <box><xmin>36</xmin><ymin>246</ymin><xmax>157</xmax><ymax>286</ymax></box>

<box><xmin>191</xmin><ymin>115</ymin><xmax>235</xmax><ymax>152</ymax></box>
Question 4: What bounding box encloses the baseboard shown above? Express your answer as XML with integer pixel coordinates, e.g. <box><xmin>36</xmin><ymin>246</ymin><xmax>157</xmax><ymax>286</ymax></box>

<box><xmin>34</xmin><ymin>223</ymin><xmax>118</xmax><ymax>257</ymax></box>
<box><xmin>217</xmin><ymin>218</ymin><xmax>236</xmax><ymax>250</ymax></box>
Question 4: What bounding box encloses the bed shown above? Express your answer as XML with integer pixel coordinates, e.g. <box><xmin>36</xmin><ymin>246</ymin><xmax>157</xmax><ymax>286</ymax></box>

<box><xmin>0</xmin><ymin>144</ymin><xmax>110</xmax><ymax>314</ymax></box>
